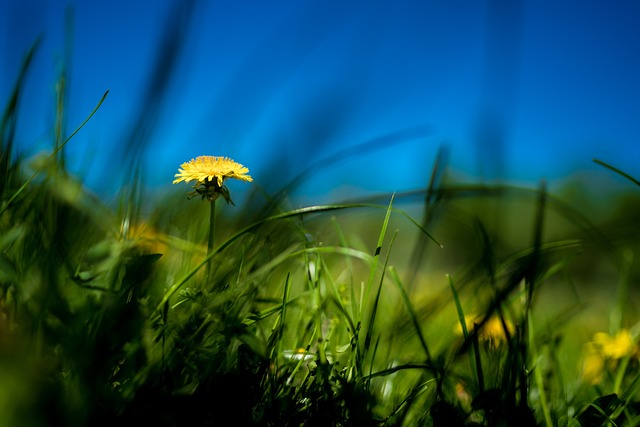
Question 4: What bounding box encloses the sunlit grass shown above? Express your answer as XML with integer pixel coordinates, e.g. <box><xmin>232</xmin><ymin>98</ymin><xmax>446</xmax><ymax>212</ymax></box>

<box><xmin>3</xmin><ymin>42</ymin><xmax>640</xmax><ymax>427</ymax></box>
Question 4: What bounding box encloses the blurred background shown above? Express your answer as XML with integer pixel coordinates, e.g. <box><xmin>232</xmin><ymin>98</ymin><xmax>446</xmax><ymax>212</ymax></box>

<box><xmin>1</xmin><ymin>0</ymin><xmax>639</xmax><ymax>202</ymax></box>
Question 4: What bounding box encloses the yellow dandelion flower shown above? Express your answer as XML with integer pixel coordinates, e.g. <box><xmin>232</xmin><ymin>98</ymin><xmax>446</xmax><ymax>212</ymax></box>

<box><xmin>455</xmin><ymin>314</ymin><xmax>514</xmax><ymax>348</ymax></box>
<box><xmin>481</xmin><ymin>316</ymin><xmax>514</xmax><ymax>344</ymax></box>
<box><xmin>173</xmin><ymin>156</ymin><xmax>252</xmax><ymax>203</ymax></box>
<box><xmin>581</xmin><ymin>342</ymin><xmax>605</xmax><ymax>384</ymax></box>
<box><xmin>173</xmin><ymin>156</ymin><xmax>252</xmax><ymax>186</ymax></box>
<box><xmin>593</xmin><ymin>329</ymin><xmax>636</xmax><ymax>360</ymax></box>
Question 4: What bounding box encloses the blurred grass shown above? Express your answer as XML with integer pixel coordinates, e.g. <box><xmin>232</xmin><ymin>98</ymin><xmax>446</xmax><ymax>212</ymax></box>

<box><xmin>3</xmin><ymin>38</ymin><xmax>640</xmax><ymax>427</ymax></box>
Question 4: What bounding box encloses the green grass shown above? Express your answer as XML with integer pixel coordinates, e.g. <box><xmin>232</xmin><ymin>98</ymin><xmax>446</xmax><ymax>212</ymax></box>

<box><xmin>3</xmin><ymin>44</ymin><xmax>640</xmax><ymax>427</ymax></box>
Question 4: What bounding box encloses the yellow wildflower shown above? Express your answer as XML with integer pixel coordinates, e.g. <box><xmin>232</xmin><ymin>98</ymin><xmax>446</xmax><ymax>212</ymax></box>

<box><xmin>593</xmin><ymin>329</ymin><xmax>636</xmax><ymax>359</ymax></box>
<box><xmin>173</xmin><ymin>156</ymin><xmax>252</xmax><ymax>186</ymax></box>
<box><xmin>455</xmin><ymin>314</ymin><xmax>514</xmax><ymax>348</ymax></box>
<box><xmin>581</xmin><ymin>342</ymin><xmax>605</xmax><ymax>384</ymax></box>
<box><xmin>580</xmin><ymin>329</ymin><xmax>637</xmax><ymax>385</ymax></box>
<box><xmin>173</xmin><ymin>156</ymin><xmax>252</xmax><ymax>203</ymax></box>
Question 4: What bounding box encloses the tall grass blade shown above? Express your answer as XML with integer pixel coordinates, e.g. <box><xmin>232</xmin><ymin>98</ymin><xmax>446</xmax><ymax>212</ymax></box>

<box><xmin>381</xmin><ymin>378</ymin><xmax>435</xmax><ymax>426</ymax></box>
<box><xmin>388</xmin><ymin>266</ymin><xmax>435</xmax><ymax>373</ymax></box>
<box><xmin>364</xmin><ymin>230</ymin><xmax>398</xmax><ymax>386</ymax></box>
<box><xmin>272</xmin><ymin>273</ymin><xmax>291</xmax><ymax>370</ymax></box>
<box><xmin>362</xmin><ymin>194</ymin><xmax>395</xmax><ymax>319</ymax></box>
<box><xmin>0</xmin><ymin>37</ymin><xmax>40</xmax><ymax>201</ymax></box>
<box><xmin>593</xmin><ymin>158</ymin><xmax>640</xmax><ymax>187</ymax></box>
<box><xmin>525</xmin><ymin>180</ymin><xmax>547</xmax><ymax>307</ymax></box>
<box><xmin>332</xmin><ymin>217</ymin><xmax>359</xmax><ymax>327</ymax></box>
<box><xmin>1</xmin><ymin>90</ymin><xmax>109</xmax><ymax>214</ymax></box>
<box><xmin>448</xmin><ymin>274</ymin><xmax>483</xmax><ymax>393</ymax></box>
<box><xmin>528</xmin><ymin>312</ymin><xmax>554</xmax><ymax>427</ymax></box>
<box><xmin>406</xmin><ymin>145</ymin><xmax>448</xmax><ymax>291</ymax></box>
<box><xmin>53</xmin><ymin>6</ymin><xmax>74</xmax><ymax>168</ymax></box>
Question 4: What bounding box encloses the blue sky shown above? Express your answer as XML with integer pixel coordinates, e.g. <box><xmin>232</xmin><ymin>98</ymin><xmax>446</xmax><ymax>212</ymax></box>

<box><xmin>2</xmin><ymin>0</ymin><xmax>640</xmax><ymax>200</ymax></box>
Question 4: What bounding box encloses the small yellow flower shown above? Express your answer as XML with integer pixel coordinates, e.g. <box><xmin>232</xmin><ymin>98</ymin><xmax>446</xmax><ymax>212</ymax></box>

<box><xmin>581</xmin><ymin>330</ymin><xmax>637</xmax><ymax>385</ymax></box>
<box><xmin>581</xmin><ymin>342</ymin><xmax>605</xmax><ymax>384</ymax></box>
<box><xmin>455</xmin><ymin>314</ymin><xmax>514</xmax><ymax>348</ymax></box>
<box><xmin>481</xmin><ymin>316</ymin><xmax>514</xmax><ymax>344</ymax></box>
<box><xmin>593</xmin><ymin>329</ymin><xmax>636</xmax><ymax>360</ymax></box>
<box><xmin>173</xmin><ymin>156</ymin><xmax>252</xmax><ymax>203</ymax></box>
<box><xmin>173</xmin><ymin>156</ymin><xmax>252</xmax><ymax>186</ymax></box>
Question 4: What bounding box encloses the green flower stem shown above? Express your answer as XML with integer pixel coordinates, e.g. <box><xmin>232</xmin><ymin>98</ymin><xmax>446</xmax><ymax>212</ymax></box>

<box><xmin>613</xmin><ymin>354</ymin><xmax>631</xmax><ymax>395</ymax></box>
<box><xmin>207</xmin><ymin>198</ymin><xmax>217</xmax><ymax>279</ymax></box>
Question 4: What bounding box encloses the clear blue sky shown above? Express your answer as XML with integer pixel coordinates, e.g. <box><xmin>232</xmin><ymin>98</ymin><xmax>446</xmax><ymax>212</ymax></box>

<box><xmin>2</xmin><ymin>0</ymin><xmax>640</xmax><ymax>199</ymax></box>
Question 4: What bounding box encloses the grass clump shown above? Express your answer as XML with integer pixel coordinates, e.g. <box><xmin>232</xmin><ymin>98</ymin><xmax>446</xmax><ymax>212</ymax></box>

<box><xmin>3</xmin><ymin>43</ymin><xmax>640</xmax><ymax>427</ymax></box>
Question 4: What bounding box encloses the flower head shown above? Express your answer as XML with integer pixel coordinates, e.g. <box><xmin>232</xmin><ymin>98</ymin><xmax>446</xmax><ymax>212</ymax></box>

<box><xmin>173</xmin><ymin>156</ymin><xmax>252</xmax><ymax>203</ymax></box>
<box><xmin>581</xmin><ymin>342</ymin><xmax>605</xmax><ymax>384</ymax></box>
<box><xmin>455</xmin><ymin>314</ymin><xmax>514</xmax><ymax>349</ymax></box>
<box><xmin>581</xmin><ymin>329</ymin><xmax>638</xmax><ymax>384</ymax></box>
<box><xmin>593</xmin><ymin>329</ymin><xmax>636</xmax><ymax>360</ymax></box>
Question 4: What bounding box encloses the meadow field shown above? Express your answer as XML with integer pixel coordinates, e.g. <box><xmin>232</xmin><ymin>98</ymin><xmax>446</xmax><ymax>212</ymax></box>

<box><xmin>2</xmin><ymin>43</ymin><xmax>640</xmax><ymax>427</ymax></box>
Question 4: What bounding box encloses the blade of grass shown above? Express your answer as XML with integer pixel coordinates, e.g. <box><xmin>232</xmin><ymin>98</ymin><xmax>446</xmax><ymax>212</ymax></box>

<box><xmin>388</xmin><ymin>265</ymin><xmax>434</xmax><ymax>370</ymax></box>
<box><xmin>613</xmin><ymin>370</ymin><xmax>640</xmax><ymax>421</ymax></box>
<box><xmin>364</xmin><ymin>229</ymin><xmax>399</xmax><ymax>387</ymax></box>
<box><xmin>610</xmin><ymin>250</ymin><xmax>632</xmax><ymax>336</ymax></box>
<box><xmin>1</xmin><ymin>90</ymin><xmax>109</xmax><ymax>214</ymax></box>
<box><xmin>406</xmin><ymin>145</ymin><xmax>448</xmax><ymax>292</ymax></box>
<box><xmin>1</xmin><ymin>37</ymin><xmax>41</xmax><ymax>200</ymax></box>
<box><xmin>243</xmin><ymin>295</ymin><xmax>304</xmax><ymax>326</ymax></box>
<box><xmin>351</xmin><ymin>195</ymin><xmax>395</xmax><ymax>376</ymax></box>
<box><xmin>380</xmin><ymin>378</ymin><xmax>436</xmax><ymax>426</ymax></box>
<box><xmin>448</xmin><ymin>274</ymin><xmax>482</xmax><ymax>393</ymax></box>
<box><xmin>331</xmin><ymin>217</ymin><xmax>359</xmax><ymax>330</ymax></box>
<box><xmin>318</xmin><ymin>257</ymin><xmax>357</xmax><ymax>342</ymax></box>
<box><xmin>245</xmin><ymin>246</ymin><xmax>374</xmax><ymax>287</ymax></box>
<box><xmin>593</xmin><ymin>158</ymin><xmax>640</xmax><ymax>187</ymax></box>
<box><xmin>613</xmin><ymin>354</ymin><xmax>632</xmax><ymax>396</ymax></box>
<box><xmin>272</xmin><ymin>273</ymin><xmax>291</xmax><ymax>373</ymax></box>
<box><xmin>308</xmin><ymin>252</ymin><xmax>327</xmax><ymax>364</ymax></box>
<box><xmin>364</xmin><ymin>363</ymin><xmax>436</xmax><ymax>380</ymax></box>
<box><xmin>361</xmin><ymin>194</ymin><xmax>395</xmax><ymax>320</ymax></box>
<box><xmin>517</xmin><ymin>181</ymin><xmax>547</xmax><ymax>416</ymax></box>
<box><xmin>528</xmin><ymin>312</ymin><xmax>553</xmax><ymax>427</ymax></box>
<box><xmin>53</xmin><ymin>7</ymin><xmax>74</xmax><ymax>168</ymax></box>
<box><xmin>525</xmin><ymin>180</ymin><xmax>547</xmax><ymax>307</ymax></box>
